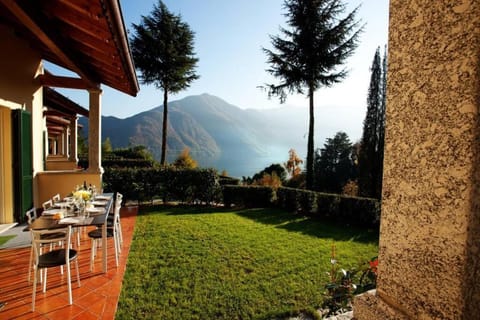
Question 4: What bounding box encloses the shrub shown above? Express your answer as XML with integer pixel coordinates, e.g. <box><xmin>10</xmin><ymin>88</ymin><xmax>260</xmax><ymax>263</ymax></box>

<box><xmin>275</xmin><ymin>187</ymin><xmax>298</xmax><ymax>212</ymax></box>
<box><xmin>103</xmin><ymin>167</ymin><xmax>221</xmax><ymax>204</ymax></box>
<box><xmin>275</xmin><ymin>187</ymin><xmax>380</xmax><ymax>228</ymax></box>
<box><xmin>222</xmin><ymin>185</ymin><xmax>275</xmax><ymax>208</ymax></box>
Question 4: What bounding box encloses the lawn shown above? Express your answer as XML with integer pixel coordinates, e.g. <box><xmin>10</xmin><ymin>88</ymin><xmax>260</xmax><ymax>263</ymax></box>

<box><xmin>116</xmin><ymin>206</ymin><xmax>378</xmax><ymax>320</ymax></box>
<box><xmin>0</xmin><ymin>235</ymin><xmax>15</xmax><ymax>246</ymax></box>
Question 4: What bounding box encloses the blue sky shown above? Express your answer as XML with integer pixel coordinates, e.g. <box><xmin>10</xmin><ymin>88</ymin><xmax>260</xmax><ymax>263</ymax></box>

<box><xmin>53</xmin><ymin>0</ymin><xmax>389</xmax><ymax>141</ymax></box>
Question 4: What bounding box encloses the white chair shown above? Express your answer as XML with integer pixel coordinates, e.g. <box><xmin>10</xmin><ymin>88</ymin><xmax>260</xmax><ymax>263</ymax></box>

<box><xmin>42</xmin><ymin>200</ymin><xmax>53</xmax><ymax>211</ymax></box>
<box><xmin>108</xmin><ymin>193</ymin><xmax>123</xmax><ymax>246</ymax></box>
<box><xmin>25</xmin><ymin>208</ymin><xmax>38</xmax><ymax>283</ymax></box>
<box><xmin>52</xmin><ymin>193</ymin><xmax>61</xmax><ymax>204</ymax></box>
<box><xmin>31</xmin><ymin>226</ymin><xmax>80</xmax><ymax>311</ymax></box>
<box><xmin>88</xmin><ymin>199</ymin><xmax>121</xmax><ymax>271</ymax></box>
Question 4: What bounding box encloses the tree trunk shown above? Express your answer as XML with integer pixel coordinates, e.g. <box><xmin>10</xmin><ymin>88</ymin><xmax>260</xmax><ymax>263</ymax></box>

<box><xmin>161</xmin><ymin>90</ymin><xmax>168</xmax><ymax>165</ymax></box>
<box><xmin>306</xmin><ymin>85</ymin><xmax>315</xmax><ymax>190</ymax></box>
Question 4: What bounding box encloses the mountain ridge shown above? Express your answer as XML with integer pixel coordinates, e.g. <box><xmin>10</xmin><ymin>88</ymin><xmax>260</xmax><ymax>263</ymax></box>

<box><xmin>79</xmin><ymin>93</ymin><xmax>363</xmax><ymax>177</ymax></box>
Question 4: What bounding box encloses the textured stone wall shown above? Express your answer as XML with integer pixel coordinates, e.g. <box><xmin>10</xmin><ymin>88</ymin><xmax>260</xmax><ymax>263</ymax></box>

<box><xmin>355</xmin><ymin>1</ymin><xmax>480</xmax><ymax>319</ymax></box>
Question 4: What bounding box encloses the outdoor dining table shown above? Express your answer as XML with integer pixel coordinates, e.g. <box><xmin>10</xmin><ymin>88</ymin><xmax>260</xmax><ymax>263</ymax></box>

<box><xmin>27</xmin><ymin>193</ymin><xmax>114</xmax><ymax>273</ymax></box>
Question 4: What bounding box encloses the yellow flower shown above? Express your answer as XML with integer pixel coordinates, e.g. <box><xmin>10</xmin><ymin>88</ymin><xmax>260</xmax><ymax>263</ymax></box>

<box><xmin>73</xmin><ymin>190</ymin><xmax>92</xmax><ymax>201</ymax></box>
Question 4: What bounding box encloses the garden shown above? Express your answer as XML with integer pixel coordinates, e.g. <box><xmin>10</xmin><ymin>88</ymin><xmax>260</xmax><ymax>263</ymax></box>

<box><xmin>115</xmin><ymin>205</ymin><xmax>379</xmax><ymax>319</ymax></box>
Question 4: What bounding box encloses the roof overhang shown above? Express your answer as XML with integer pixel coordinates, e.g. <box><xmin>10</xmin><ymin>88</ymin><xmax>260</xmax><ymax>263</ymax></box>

<box><xmin>0</xmin><ymin>0</ymin><xmax>139</xmax><ymax>96</ymax></box>
<box><xmin>44</xmin><ymin>87</ymin><xmax>89</xmax><ymax>118</ymax></box>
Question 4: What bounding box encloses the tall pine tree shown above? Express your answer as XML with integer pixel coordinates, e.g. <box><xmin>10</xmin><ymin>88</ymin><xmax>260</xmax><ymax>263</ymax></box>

<box><xmin>130</xmin><ymin>1</ymin><xmax>199</xmax><ymax>165</ymax></box>
<box><xmin>263</xmin><ymin>0</ymin><xmax>363</xmax><ymax>190</ymax></box>
<box><xmin>358</xmin><ymin>47</ymin><xmax>387</xmax><ymax>198</ymax></box>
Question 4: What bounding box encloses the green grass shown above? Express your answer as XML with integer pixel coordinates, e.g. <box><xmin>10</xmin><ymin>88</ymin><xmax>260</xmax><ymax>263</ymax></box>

<box><xmin>0</xmin><ymin>235</ymin><xmax>15</xmax><ymax>246</ymax></box>
<box><xmin>116</xmin><ymin>206</ymin><xmax>378</xmax><ymax>320</ymax></box>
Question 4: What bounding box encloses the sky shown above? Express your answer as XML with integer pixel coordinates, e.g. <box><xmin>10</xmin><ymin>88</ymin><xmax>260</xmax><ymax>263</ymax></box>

<box><xmin>54</xmin><ymin>0</ymin><xmax>389</xmax><ymax>143</ymax></box>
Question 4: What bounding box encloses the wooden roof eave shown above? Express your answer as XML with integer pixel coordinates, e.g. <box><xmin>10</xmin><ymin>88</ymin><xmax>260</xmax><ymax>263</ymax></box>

<box><xmin>0</xmin><ymin>0</ymin><xmax>139</xmax><ymax>96</ymax></box>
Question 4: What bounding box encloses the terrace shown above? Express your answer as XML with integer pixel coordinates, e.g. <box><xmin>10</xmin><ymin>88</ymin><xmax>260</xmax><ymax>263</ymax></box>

<box><xmin>0</xmin><ymin>205</ymin><xmax>137</xmax><ymax>319</ymax></box>
<box><xmin>0</xmin><ymin>1</ymin><xmax>478</xmax><ymax>319</ymax></box>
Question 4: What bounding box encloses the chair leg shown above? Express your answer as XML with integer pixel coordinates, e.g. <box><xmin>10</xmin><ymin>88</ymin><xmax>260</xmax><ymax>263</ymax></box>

<box><xmin>28</xmin><ymin>246</ymin><xmax>33</xmax><ymax>283</ymax></box>
<box><xmin>113</xmin><ymin>231</ymin><xmax>119</xmax><ymax>267</ymax></box>
<box><xmin>43</xmin><ymin>269</ymin><xmax>48</xmax><ymax>293</ymax></box>
<box><xmin>31</xmin><ymin>267</ymin><xmax>37</xmax><ymax>311</ymax></box>
<box><xmin>67</xmin><ymin>261</ymin><xmax>72</xmax><ymax>305</ymax></box>
<box><xmin>75</xmin><ymin>259</ymin><xmax>81</xmax><ymax>287</ymax></box>
<box><xmin>76</xmin><ymin>228</ymin><xmax>81</xmax><ymax>247</ymax></box>
<box><xmin>90</xmin><ymin>239</ymin><xmax>95</xmax><ymax>272</ymax></box>
<box><xmin>117</xmin><ymin>220</ymin><xmax>123</xmax><ymax>245</ymax></box>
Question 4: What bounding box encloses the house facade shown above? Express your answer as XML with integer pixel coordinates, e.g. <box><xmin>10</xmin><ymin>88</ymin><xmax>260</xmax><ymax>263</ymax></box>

<box><xmin>0</xmin><ymin>0</ymin><xmax>139</xmax><ymax>224</ymax></box>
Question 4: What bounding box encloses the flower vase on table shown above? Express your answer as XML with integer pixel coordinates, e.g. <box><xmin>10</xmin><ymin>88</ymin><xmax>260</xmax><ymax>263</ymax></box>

<box><xmin>73</xmin><ymin>188</ymin><xmax>93</xmax><ymax>218</ymax></box>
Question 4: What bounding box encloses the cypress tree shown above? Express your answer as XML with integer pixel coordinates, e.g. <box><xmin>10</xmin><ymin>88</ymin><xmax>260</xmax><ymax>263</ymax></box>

<box><xmin>358</xmin><ymin>47</ymin><xmax>387</xmax><ymax>198</ymax></box>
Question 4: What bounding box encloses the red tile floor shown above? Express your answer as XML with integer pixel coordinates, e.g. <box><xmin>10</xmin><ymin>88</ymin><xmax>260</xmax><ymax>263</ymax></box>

<box><xmin>0</xmin><ymin>206</ymin><xmax>138</xmax><ymax>320</ymax></box>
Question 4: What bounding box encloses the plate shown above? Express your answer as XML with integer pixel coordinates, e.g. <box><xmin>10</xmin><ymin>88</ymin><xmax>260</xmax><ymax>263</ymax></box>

<box><xmin>95</xmin><ymin>195</ymin><xmax>110</xmax><ymax>200</ymax></box>
<box><xmin>42</xmin><ymin>209</ymin><xmax>65</xmax><ymax>215</ymax></box>
<box><xmin>86</xmin><ymin>207</ymin><xmax>104</xmax><ymax>213</ymax></box>
<box><xmin>53</xmin><ymin>201</ymin><xmax>70</xmax><ymax>208</ymax></box>
<box><xmin>91</xmin><ymin>201</ymin><xmax>107</xmax><ymax>206</ymax></box>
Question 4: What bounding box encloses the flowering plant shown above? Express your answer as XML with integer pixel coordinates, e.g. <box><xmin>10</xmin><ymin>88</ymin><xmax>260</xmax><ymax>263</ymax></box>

<box><xmin>322</xmin><ymin>244</ymin><xmax>378</xmax><ymax>317</ymax></box>
<box><xmin>73</xmin><ymin>189</ymin><xmax>92</xmax><ymax>202</ymax></box>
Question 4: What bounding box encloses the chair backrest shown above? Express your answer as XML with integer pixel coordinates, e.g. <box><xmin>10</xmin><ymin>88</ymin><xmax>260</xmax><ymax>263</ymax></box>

<box><xmin>31</xmin><ymin>226</ymin><xmax>72</xmax><ymax>264</ymax></box>
<box><xmin>42</xmin><ymin>200</ymin><xmax>53</xmax><ymax>210</ymax></box>
<box><xmin>25</xmin><ymin>208</ymin><xmax>37</xmax><ymax>224</ymax></box>
<box><xmin>114</xmin><ymin>198</ymin><xmax>122</xmax><ymax>219</ymax></box>
<box><xmin>52</xmin><ymin>194</ymin><xmax>61</xmax><ymax>203</ymax></box>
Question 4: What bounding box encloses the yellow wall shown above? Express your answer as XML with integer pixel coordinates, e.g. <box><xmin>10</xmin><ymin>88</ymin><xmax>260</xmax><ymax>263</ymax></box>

<box><xmin>36</xmin><ymin>171</ymin><xmax>101</xmax><ymax>206</ymax></box>
<box><xmin>0</xmin><ymin>107</ymin><xmax>14</xmax><ymax>223</ymax></box>
<box><xmin>0</xmin><ymin>25</ymin><xmax>43</xmax><ymax>222</ymax></box>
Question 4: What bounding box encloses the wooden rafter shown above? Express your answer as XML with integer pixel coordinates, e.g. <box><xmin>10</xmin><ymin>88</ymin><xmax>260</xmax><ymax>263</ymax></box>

<box><xmin>0</xmin><ymin>0</ymin><xmax>98</xmax><ymax>89</ymax></box>
<box><xmin>38</xmin><ymin>73</ymin><xmax>91</xmax><ymax>90</ymax></box>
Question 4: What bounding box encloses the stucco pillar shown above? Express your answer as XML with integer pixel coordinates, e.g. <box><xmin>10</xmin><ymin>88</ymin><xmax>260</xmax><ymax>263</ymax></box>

<box><xmin>87</xmin><ymin>88</ymin><xmax>103</xmax><ymax>174</ymax></box>
<box><xmin>62</xmin><ymin>127</ymin><xmax>69</xmax><ymax>157</ymax></box>
<box><xmin>354</xmin><ymin>1</ymin><xmax>480</xmax><ymax>319</ymax></box>
<box><xmin>69</xmin><ymin>115</ymin><xmax>78</xmax><ymax>162</ymax></box>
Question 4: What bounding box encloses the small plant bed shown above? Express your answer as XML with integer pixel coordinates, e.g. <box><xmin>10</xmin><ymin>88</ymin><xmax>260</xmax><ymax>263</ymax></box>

<box><xmin>117</xmin><ymin>206</ymin><xmax>378</xmax><ymax>319</ymax></box>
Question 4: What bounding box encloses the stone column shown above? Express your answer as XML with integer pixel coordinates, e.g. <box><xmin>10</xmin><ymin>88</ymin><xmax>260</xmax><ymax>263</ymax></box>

<box><xmin>87</xmin><ymin>87</ymin><xmax>103</xmax><ymax>174</ymax></box>
<box><xmin>62</xmin><ymin>127</ymin><xmax>69</xmax><ymax>157</ymax></box>
<box><xmin>354</xmin><ymin>1</ymin><xmax>480</xmax><ymax>319</ymax></box>
<box><xmin>69</xmin><ymin>116</ymin><xmax>78</xmax><ymax>162</ymax></box>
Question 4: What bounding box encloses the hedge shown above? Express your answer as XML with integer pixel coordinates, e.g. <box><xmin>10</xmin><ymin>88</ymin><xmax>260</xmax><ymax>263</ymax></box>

<box><xmin>103</xmin><ymin>167</ymin><xmax>221</xmax><ymax>204</ymax></box>
<box><xmin>222</xmin><ymin>185</ymin><xmax>276</xmax><ymax>208</ymax></box>
<box><xmin>277</xmin><ymin>187</ymin><xmax>380</xmax><ymax>227</ymax></box>
<box><xmin>223</xmin><ymin>185</ymin><xmax>380</xmax><ymax>228</ymax></box>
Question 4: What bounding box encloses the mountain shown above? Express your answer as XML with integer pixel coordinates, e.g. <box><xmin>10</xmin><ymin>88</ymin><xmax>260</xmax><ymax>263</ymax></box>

<box><xmin>80</xmin><ymin>94</ymin><xmax>279</xmax><ymax>177</ymax></box>
<box><xmin>79</xmin><ymin>93</ymin><xmax>363</xmax><ymax>177</ymax></box>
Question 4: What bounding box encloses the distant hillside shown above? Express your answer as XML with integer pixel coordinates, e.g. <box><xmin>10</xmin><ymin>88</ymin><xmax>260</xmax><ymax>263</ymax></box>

<box><xmin>79</xmin><ymin>93</ymin><xmax>363</xmax><ymax>177</ymax></box>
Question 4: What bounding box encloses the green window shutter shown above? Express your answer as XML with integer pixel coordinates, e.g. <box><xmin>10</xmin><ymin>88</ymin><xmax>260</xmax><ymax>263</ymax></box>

<box><xmin>12</xmin><ymin>109</ymin><xmax>33</xmax><ymax>223</ymax></box>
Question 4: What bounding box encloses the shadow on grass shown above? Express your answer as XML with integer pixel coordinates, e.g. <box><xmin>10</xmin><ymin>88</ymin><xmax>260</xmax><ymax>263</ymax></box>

<box><xmin>235</xmin><ymin>208</ymin><xmax>379</xmax><ymax>244</ymax></box>
<box><xmin>138</xmin><ymin>203</ymin><xmax>235</xmax><ymax>216</ymax></box>
<box><xmin>139</xmin><ymin>204</ymin><xmax>379</xmax><ymax>244</ymax></box>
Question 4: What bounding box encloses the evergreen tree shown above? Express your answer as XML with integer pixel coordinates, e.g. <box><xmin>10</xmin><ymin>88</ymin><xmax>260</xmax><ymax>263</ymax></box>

<box><xmin>252</xmin><ymin>163</ymin><xmax>287</xmax><ymax>184</ymax></box>
<box><xmin>263</xmin><ymin>0</ymin><xmax>363</xmax><ymax>190</ymax></box>
<box><xmin>358</xmin><ymin>47</ymin><xmax>387</xmax><ymax>198</ymax></box>
<box><xmin>130</xmin><ymin>1</ymin><xmax>199</xmax><ymax>165</ymax></box>
<box><xmin>314</xmin><ymin>132</ymin><xmax>356</xmax><ymax>193</ymax></box>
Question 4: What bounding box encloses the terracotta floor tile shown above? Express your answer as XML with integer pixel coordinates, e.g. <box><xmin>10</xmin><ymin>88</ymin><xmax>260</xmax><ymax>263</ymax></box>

<box><xmin>75</xmin><ymin>291</ymin><xmax>105</xmax><ymax>309</ymax></box>
<box><xmin>44</xmin><ymin>303</ymin><xmax>84</xmax><ymax>320</ymax></box>
<box><xmin>0</xmin><ymin>206</ymin><xmax>137</xmax><ymax>319</ymax></box>
<box><xmin>72</xmin><ymin>309</ymin><xmax>103</xmax><ymax>320</ymax></box>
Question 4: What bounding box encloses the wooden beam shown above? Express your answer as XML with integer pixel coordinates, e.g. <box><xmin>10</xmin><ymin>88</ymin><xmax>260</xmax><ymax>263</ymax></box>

<box><xmin>0</xmin><ymin>0</ymin><xmax>97</xmax><ymax>88</ymax></box>
<box><xmin>37</xmin><ymin>73</ymin><xmax>92</xmax><ymax>90</ymax></box>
